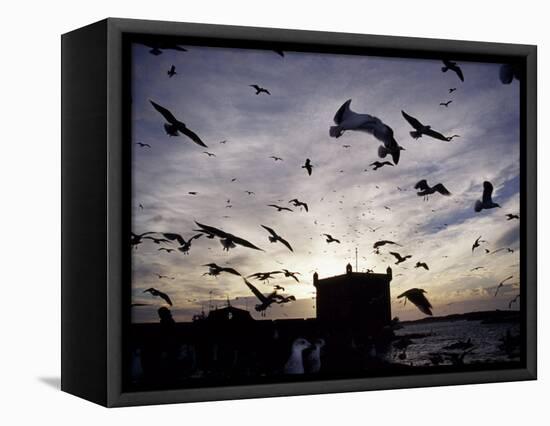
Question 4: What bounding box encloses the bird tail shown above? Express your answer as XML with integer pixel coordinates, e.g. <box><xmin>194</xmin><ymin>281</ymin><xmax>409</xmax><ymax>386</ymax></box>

<box><xmin>474</xmin><ymin>200</ymin><xmax>482</xmax><ymax>212</ymax></box>
<box><xmin>410</xmin><ymin>130</ymin><xmax>422</xmax><ymax>139</ymax></box>
<box><xmin>329</xmin><ymin>126</ymin><xmax>343</xmax><ymax>138</ymax></box>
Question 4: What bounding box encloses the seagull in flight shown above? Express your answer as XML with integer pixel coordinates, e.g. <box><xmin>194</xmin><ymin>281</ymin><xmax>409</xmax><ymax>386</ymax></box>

<box><xmin>150</xmin><ymin>100</ymin><xmax>207</xmax><ymax>147</ymax></box>
<box><xmin>282</xmin><ymin>269</ymin><xmax>301</xmax><ymax>282</ymax></box>
<box><xmin>402</xmin><ymin>110</ymin><xmax>451</xmax><ymax>141</ymax></box>
<box><xmin>135</xmin><ymin>142</ymin><xmax>151</xmax><ymax>148</ymax></box>
<box><xmin>415</xmin><ymin>262</ymin><xmax>429</xmax><ymax>270</ymax></box>
<box><xmin>243</xmin><ymin>278</ymin><xmax>289</xmax><ymax>316</ymax></box>
<box><xmin>289</xmin><ymin>199</ymin><xmax>309</xmax><ymax>212</ymax></box>
<box><xmin>494</xmin><ymin>275</ymin><xmax>514</xmax><ymax>297</ymax></box>
<box><xmin>140</xmin><ymin>41</ymin><xmax>187</xmax><ymax>56</ymax></box>
<box><xmin>302</xmin><ymin>158</ymin><xmax>313</xmax><ymax>176</ymax></box>
<box><xmin>158</xmin><ymin>247</ymin><xmax>175</xmax><ymax>253</ymax></box>
<box><xmin>373</xmin><ymin>240</ymin><xmax>401</xmax><ymax>249</ymax></box>
<box><xmin>143</xmin><ymin>236</ymin><xmax>171</xmax><ymax>245</ymax></box>
<box><xmin>330</xmin><ymin>99</ymin><xmax>403</xmax><ymax>164</ymax></box>
<box><xmin>470</xmin><ymin>266</ymin><xmax>484</xmax><ymax>272</ymax></box>
<box><xmin>250</xmin><ymin>84</ymin><xmax>270</xmax><ymax>95</ymax></box>
<box><xmin>414</xmin><ymin>179</ymin><xmax>451</xmax><ymax>200</ymax></box>
<box><xmin>270</xmin><ymin>156</ymin><xmax>283</xmax><ymax>161</ymax></box>
<box><xmin>442</xmin><ymin>60</ymin><xmax>465</xmax><ymax>82</ymax></box>
<box><xmin>471</xmin><ymin>236</ymin><xmax>487</xmax><ymax>253</ymax></box>
<box><xmin>247</xmin><ymin>271</ymin><xmax>283</xmax><ymax>283</ymax></box>
<box><xmin>202</xmin><ymin>263</ymin><xmax>242</xmax><ymax>277</ymax></box>
<box><xmin>261</xmin><ymin>225</ymin><xmax>294</xmax><ymax>252</ymax></box>
<box><xmin>323</xmin><ymin>234</ymin><xmax>340</xmax><ymax>244</ymax></box>
<box><xmin>474</xmin><ymin>181</ymin><xmax>501</xmax><ymax>212</ymax></box>
<box><xmin>143</xmin><ymin>288</ymin><xmax>173</xmax><ymax>306</ymax></box>
<box><xmin>203</xmin><ymin>151</ymin><xmax>216</xmax><ymax>157</ymax></box>
<box><xmin>449</xmin><ymin>87</ymin><xmax>457</xmax><ymax>93</ymax></box>
<box><xmin>130</xmin><ymin>231</ymin><xmax>156</xmax><ymax>247</ymax></box>
<box><xmin>162</xmin><ymin>232</ymin><xmax>202</xmax><ymax>254</ymax></box>
<box><xmin>506</xmin><ymin>214</ymin><xmax>520</xmax><ymax>220</ymax></box>
<box><xmin>268</xmin><ymin>204</ymin><xmax>293</xmax><ymax>212</ymax></box>
<box><xmin>439</xmin><ymin>100</ymin><xmax>453</xmax><ymax>107</ymax></box>
<box><xmin>398</xmin><ymin>288</ymin><xmax>433</xmax><ymax>315</ymax></box>
<box><xmin>370</xmin><ymin>161</ymin><xmax>394</xmax><ymax>170</ymax></box>
<box><xmin>194</xmin><ymin>221</ymin><xmax>263</xmax><ymax>251</ymax></box>
<box><xmin>167</xmin><ymin>65</ymin><xmax>177</xmax><ymax>77</ymax></box>
<box><xmin>390</xmin><ymin>251</ymin><xmax>412</xmax><ymax>265</ymax></box>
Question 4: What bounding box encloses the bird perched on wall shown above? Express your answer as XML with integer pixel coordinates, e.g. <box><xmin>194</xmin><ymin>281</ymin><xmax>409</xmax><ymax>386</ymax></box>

<box><xmin>441</xmin><ymin>60</ymin><xmax>465</xmax><ymax>82</ymax></box>
<box><xmin>143</xmin><ymin>288</ymin><xmax>173</xmax><ymax>306</ymax></box>
<box><xmin>474</xmin><ymin>181</ymin><xmax>501</xmax><ymax>212</ymax></box>
<box><xmin>397</xmin><ymin>288</ymin><xmax>433</xmax><ymax>315</ymax></box>
<box><xmin>261</xmin><ymin>225</ymin><xmax>294</xmax><ymax>252</ymax></box>
<box><xmin>150</xmin><ymin>100</ymin><xmax>207</xmax><ymax>147</ymax></box>
<box><xmin>283</xmin><ymin>338</ymin><xmax>312</xmax><ymax>374</ymax></box>
<box><xmin>330</xmin><ymin>99</ymin><xmax>404</xmax><ymax>164</ymax></box>
<box><xmin>402</xmin><ymin>111</ymin><xmax>451</xmax><ymax>142</ymax></box>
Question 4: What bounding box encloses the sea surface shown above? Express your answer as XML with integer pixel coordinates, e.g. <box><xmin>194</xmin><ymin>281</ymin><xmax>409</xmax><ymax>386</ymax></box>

<box><xmin>388</xmin><ymin>319</ymin><xmax>520</xmax><ymax>366</ymax></box>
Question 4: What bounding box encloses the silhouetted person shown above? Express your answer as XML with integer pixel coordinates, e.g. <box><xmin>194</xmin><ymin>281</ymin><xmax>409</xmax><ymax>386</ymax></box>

<box><xmin>158</xmin><ymin>306</ymin><xmax>175</xmax><ymax>326</ymax></box>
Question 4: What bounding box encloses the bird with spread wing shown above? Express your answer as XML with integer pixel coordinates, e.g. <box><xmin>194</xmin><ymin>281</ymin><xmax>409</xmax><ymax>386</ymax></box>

<box><xmin>150</xmin><ymin>100</ymin><xmax>207</xmax><ymax>147</ymax></box>
<box><xmin>261</xmin><ymin>225</ymin><xmax>294</xmax><ymax>252</ymax></box>
<box><xmin>398</xmin><ymin>288</ymin><xmax>433</xmax><ymax>316</ymax></box>
<box><xmin>401</xmin><ymin>110</ymin><xmax>451</xmax><ymax>142</ymax></box>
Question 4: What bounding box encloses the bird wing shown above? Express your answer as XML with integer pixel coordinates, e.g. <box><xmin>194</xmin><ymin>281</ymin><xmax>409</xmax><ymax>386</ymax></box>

<box><xmin>159</xmin><ymin>291</ymin><xmax>173</xmax><ymax>306</ymax></box>
<box><xmin>277</xmin><ymin>235</ymin><xmax>294</xmax><ymax>252</ymax></box>
<box><xmin>302</xmin><ymin>202</ymin><xmax>309</xmax><ymax>212</ymax></box>
<box><xmin>150</xmin><ymin>100</ymin><xmax>178</xmax><ymax>124</ymax></box>
<box><xmin>176</xmin><ymin>124</ymin><xmax>207</xmax><ymax>147</ymax></box>
<box><xmin>401</xmin><ymin>110</ymin><xmax>423</xmax><ymax>130</ymax></box>
<box><xmin>221</xmin><ymin>267</ymin><xmax>241</xmax><ymax>276</ymax></box>
<box><xmin>482</xmin><ymin>181</ymin><xmax>494</xmax><ymax>204</ymax></box>
<box><xmin>261</xmin><ymin>224</ymin><xmax>278</xmax><ymax>237</ymax></box>
<box><xmin>162</xmin><ymin>233</ymin><xmax>186</xmax><ymax>245</ymax></box>
<box><xmin>405</xmin><ymin>290</ymin><xmax>433</xmax><ymax>315</ymax></box>
<box><xmin>455</xmin><ymin>67</ymin><xmax>465</xmax><ymax>82</ymax></box>
<box><xmin>433</xmin><ymin>183</ymin><xmax>451</xmax><ymax>196</ymax></box>
<box><xmin>228</xmin><ymin>232</ymin><xmax>263</xmax><ymax>251</ymax></box>
<box><xmin>194</xmin><ymin>222</ymin><xmax>229</xmax><ymax>239</ymax></box>
<box><xmin>189</xmin><ymin>233</ymin><xmax>203</xmax><ymax>242</ymax></box>
<box><xmin>414</xmin><ymin>179</ymin><xmax>429</xmax><ymax>191</ymax></box>
<box><xmin>333</xmin><ymin>99</ymin><xmax>353</xmax><ymax>124</ymax></box>
<box><xmin>423</xmin><ymin>128</ymin><xmax>449</xmax><ymax>141</ymax></box>
<box><xmin>243</xmin><ymin>278</ymin><xmax>267</xmax><ymax>303</ymax></box>
<box><xmin>389</xmin><ymin>252</ymin><xmax>402</xmax><ymax>261</ymax></box>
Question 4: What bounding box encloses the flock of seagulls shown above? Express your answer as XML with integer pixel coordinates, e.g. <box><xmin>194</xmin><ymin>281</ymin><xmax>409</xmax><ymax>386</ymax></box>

<box><xmin>133</xmin><ymin>45</ymin><xmax>520</xmax><ymax>340</ymax></box>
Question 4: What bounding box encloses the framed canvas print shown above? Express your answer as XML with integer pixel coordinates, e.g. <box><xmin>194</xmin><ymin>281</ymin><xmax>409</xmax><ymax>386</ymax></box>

<box><xmin>61</xmin><ymin>18</ymin><xmax>537</xmax><ymax>407</ymax></box>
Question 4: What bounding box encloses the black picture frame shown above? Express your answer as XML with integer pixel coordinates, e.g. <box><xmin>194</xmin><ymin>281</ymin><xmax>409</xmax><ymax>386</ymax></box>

<box><xmin>61</xmin><ymin>17</ymin><xmax>537</xmax><ymax>407</ymax></box>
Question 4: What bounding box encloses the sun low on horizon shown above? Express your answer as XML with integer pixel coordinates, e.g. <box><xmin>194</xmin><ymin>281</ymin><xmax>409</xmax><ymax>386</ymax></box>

<box><xmin>130</xmin><ymin>42</ymin><xmax>520</xmax><ymax>324</ymax></box>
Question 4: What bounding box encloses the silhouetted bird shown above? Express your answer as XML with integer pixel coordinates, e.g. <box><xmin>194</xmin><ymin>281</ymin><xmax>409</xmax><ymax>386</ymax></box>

<box><xmin>203</xmin><ymin>151</ymin><xmax>216</xmax><ymax>157</ymax></box>
<box><xmin>414</xmin><ymin>179</ymin><xmax>451</xmax><ymax>200</ymax></box>
<box><xmin>131</xmin><ymin>231</ymin><xmax>156</xmax><ymax>247</ymax></box>
<box><xmin>247</xmin><ymin>271</ymin><xmax>282</xmax><ymax>282</ymax></box>
<box><xmin>441</xmin><ymin>60</ymin><xmax>464</xmax><ymax>82</ymax></box>
<box><xmin>167</xmin><ymin>65</ymin><xmax>177</xmax><ymax>77</ymax></box>
<box><xmin>398</xmin><ymin>288</ymin><xmax>433</xmax><ymax>315</ymax></box>
<box><xmin>506</xmin><ymin>214</ymin><xmax>520</xmax><ymax>220</ymax></box>
<box><xmin>330</xmin><ymin>99</ymin><xmax>403</xmax><ymax>164</ymax></box>
<box><xmin>390</xmin><ymin>251</ymin><xmax>412</xmax><ymax>265</ymax></box>
<box><xmin>370</xmin><ymin>161</ymin><xmax>394</xmax><ymax>170</ymax></box>
<box><xmin>471</xmin><ymin>236</ymin><xmax>486</xmax><ymax>253</ymax></box>
<box><xmin>302</xmin><ymin>158</ymin><xmax>313</xmax><ymax>175</ymax></box>
<box><xmin>289</xmin><ymin>199</ymin><xmax>309</xmax><ymax>212</ymax></box>
<box><xmin>245</xmin><ymin>190</ymin><xmax>255</xmax><ymax>195</ymax></box>
<box><xmin>243</xmin><ymin>277</ymin><xmax>288</xmax><ymax>315</ymax></box>
<box><xmin>250</xmin><ymin>84</ymin><xmax>270</xmax><ymax>95</ymax></box>
<box><xmin>508</xmin><ymin>294</ymin><xmax>520</xmax><ymax>309</ymax></box>
<box><xmin>373</xmin><ymin>240</ymin><xmax>400</xmax><ymax>249</ymax></box>
<box><xmin>402</xmin><ymin>110</ymin><xmax>450</xmax><ymax>141</ymax></box>
<box><xmin>270</xmin><ymin>156</ymin><xmax>283</xmax><ymax>161</ymax></box>
<box><xmin>274</xmin><ymin>285</ymin><xmax>285</xmax><ymax>291</ymax></box>
<box><xmin>470</xmin><ymin>266</ymin><xmax>484</xmax><ymax>271</ymax></box>
<box><xmin>261</xmin><ymin>225</ymin><xmax>294</xmax><ymax>252</ymax></box>
<box><xmin>490</xmin><ymin>247</ymin><xmax>514</xmax><ymax>255</ymax></box>
<box><xmin>143</xmin><ymin>236</ymin><xmax>171</xmax><ymax>245</ymax></box>
<box><xmin>143</xmin><ymin>288</ymin><xmax>172</xmax><ymax>306</ymax></box>
<box><xmin>440</xmin><ymin>100</ymin><xmax>453</xmax><ymax>107</ymax></box>
<box><xmin>202</xmin><ymin>263</ymin><xmax>241</xmax><ymax>277</ymax></box>
<box><xmin>140</xmin><ymin>41</ymin><xmax>187</xmax><ymax>55</ymax></box>
<box><xmin>323</xmin><ymin>234</ymin><xmax>340</xmax><ymax>244</ymax></box>
<box><xmin>282</xmin><ymin>269</ymin><xmax>300</xmax><ymax>282</ymax></box>
<box><xmin>475</xmin><ymin>181</ymin><xmax>500</xmax><ymax>212</ymax></box>
<box><xmin>495</xmin><ymin>275</ymin><xmax>514</xmax><ymax>297</ymax></box>
<box><xmin>268</xmin><ymin>204</ymin><xmax>293</xmax><ymax>212</ymax></box>
<box><xmin>499</xmin><ymin>64</ymin><xmax>521</xmax><ymax>84</ymax></box>
<box><xmin>150</xmin><ymin>100</ymin><xmax>207</xmax><ymax>147</ymax></box>
<box><xmin>136</xmin><ymin>142</ymin><xmax>151</xmax><ymax>148</ymax></box>
<box><xmin>447</xmin><ymin>134</ymin><xmax>461</xmax><ymax>141</ymax></box>
<box><xmin>194</xmin><ymin>221</ymin><xmax>263</xmax><ymax>251</ymax></box>
<box><xmin>449</xmin><ymin>87</ymin><xmax>457</xmax><ymax>93</ymax></box>
<box><xmin>415</xmin><ymin>262</ymin><xmax>429</xmax><ymax>270</ymax></box>
<box><xmin>162</xmin><ymin>232</ymin><xmax>202</xmax><ymax>254</ymax></box>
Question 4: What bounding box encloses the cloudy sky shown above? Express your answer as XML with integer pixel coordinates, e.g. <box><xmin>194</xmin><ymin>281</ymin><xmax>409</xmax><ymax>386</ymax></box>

<box><xmin>130</xmin><ymin>41</ymin><xmax>520</xmax><ymax>323</ymax></box>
